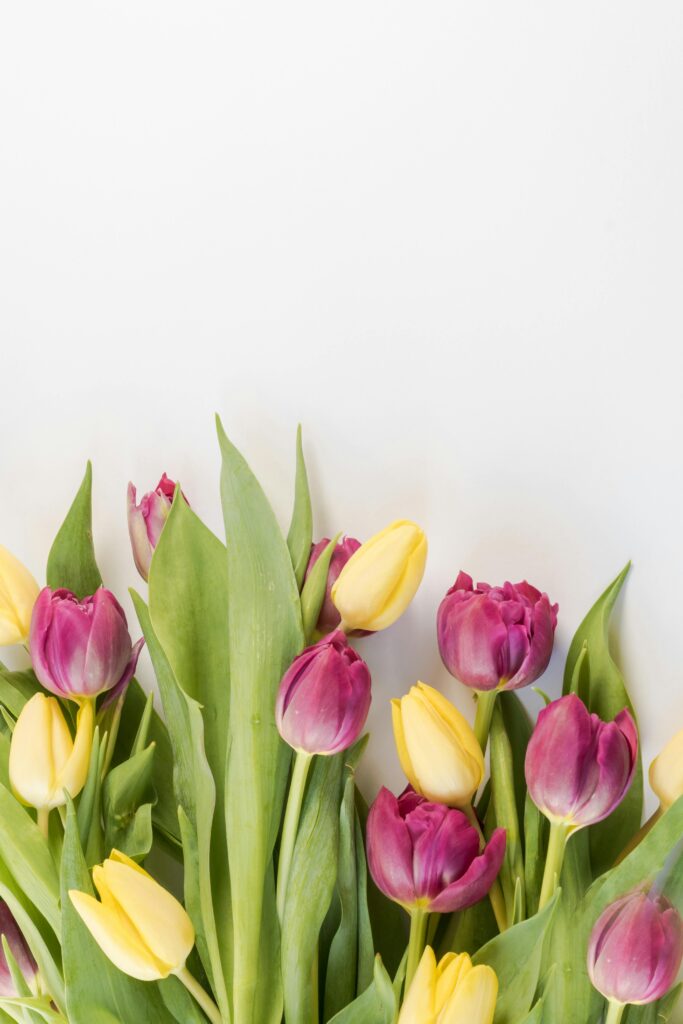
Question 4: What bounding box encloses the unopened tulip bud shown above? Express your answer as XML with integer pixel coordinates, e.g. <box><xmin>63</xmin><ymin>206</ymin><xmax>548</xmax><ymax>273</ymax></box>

<box><xmin>305</xmin><ymin>536</ymin><xmax>362</xmax><ymax>634</ymax></box>
<box><xmin>437</xmin><ymin>572</ymin><xmax>558</xmax><ymax>692</ymax></box>
<box><xmin>399</xmin><ymin>946</ymin><xmax>497</xmax><ymax>1024</ymax></box>
<box><xmin>127</xmin><ymin>474</ymin><xmax>187</xmax><ymax>581</ymax></box>
<box><xmin>392</xmin><ymin>683</ymin><xmax>484</xmax><ymax>808</ymax></box>
<box><xmin>588</xmin><ymin>890</ymin><xmax>683</xmax><ymax>1006</ymax></box>
<box><xmin>30</xmin><ymin>587</ymin><xmax>143</xmax><ymax>701</ymax></box>
<box><xmin>0</xmin><ymin>902</ymin><xmax>37</xmax><ymax>997</ymax></box>
<box><xmin>9</xmin><ymin>693</ymin><xmax>93</xmax><ymax>810</ymax></box>
<box><xmin>367</xmin><ymin>786</ymin><xmax>505</xmax><ymax>913</ymax></box>
<box><xmin>650</xmin><ymin>729</ymin><xmax>683</xmax><ymax>812</ymax></box>
<box><xmin>331</xmin><ymin>520</ymin><xmax>427</xmax><ymax>633</ymax></box>
<box><xmin>0</xmin><ymin>546</ymin><xmax>40</xmax><ymax>646</ymax></box>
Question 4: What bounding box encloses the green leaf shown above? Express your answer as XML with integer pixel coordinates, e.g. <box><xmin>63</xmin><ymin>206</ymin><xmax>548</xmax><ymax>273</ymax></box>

<box><xmin>102</xmin><ymin>743</ymin><xmax>156</xmax><ymax>859</ymax></box>
<box><xmin>46</xmin><ymin>462</ymin><xmax>102</xmax><ymax>598</ymax></box>
<box><xmin>355</xmin><ymin>809</ymin><xmax>375</xmax><ymax>996</ymax></box>
<box><xmin>217</xmin><ymin>418</ymin><xmax>304</xmax><ymax>1024</ymax></box>
<box><xmin>625</xmin><ymin>984</ymin><xmax>681</xmax><ymax>1023</ymax></box>
<box><xmin>514</xmin><ymin>999</ymin><xmax>545</xmax><ymax>1024</ymax></box>
<box><xmin>77</xmin><ymin>727</ymin><xmax>104</xmax><ymax>866</ymax></box>
<box><xmin>0</xmin><ymin>786</ymin><xmax>60</xmax><ymax>935</ymax></box>
<box><xmin>490</xmin><ymin>701</ymin><xmax>526</xmax><ymax>922</ymax></box>
<box><xmin>286</xmin><ymin>424</ymin><xmax>313</xmax><ymax>591</ymax></box>
<box><xmin>523</xmin><ymin>792</ymin><xmax>549</xmax><ymax>919</ymax></box>
<box><xmin>324</xmin><ymin>773</ymin><xmax>360</xmax><ymax>1019</ymax></box>
<box><xmin>301</xmin><ymin>534</ymin><xmax>339</xmax><ymax>642</ymax></box>
<box><xmin>0</xmin><ymin>669</ymin><xmax>41</xmax><ymax>721</ymax></box>
<box><xmin>327</xmin><ymin>956</ymin><xmax>397</xmax><ymax>1024</ymax></box>
<box><xmin>498</xmin><ymin>692</ymin><xmax>534</xmax><ymax>838</ymax></box>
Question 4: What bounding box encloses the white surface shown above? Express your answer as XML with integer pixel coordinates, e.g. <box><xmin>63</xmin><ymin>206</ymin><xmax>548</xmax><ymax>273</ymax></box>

<box><xmin>1</xmin><ymin>0</ymin><xmax>683</xmax><ymax>984</ymax></box>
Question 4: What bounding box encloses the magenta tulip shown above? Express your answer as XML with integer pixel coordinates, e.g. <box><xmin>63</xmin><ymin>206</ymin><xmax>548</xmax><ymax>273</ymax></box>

<box><xmin>525</xmin><ymin>694</ymin><xmax>638</xmax><ymax>829</ymax></box>
<box><xmin>304</xmin><ymin>536</ymin><xmax>362</xmax><ymax>634</ymax></box>
<box><xmin>127</xmin><ymin>473</ymin><xmax>187</xmax><ymax>581</ymax></box>
<box><xmin>366</xmin><ymin>786</ymin><xmax>506</xmax><ymax>913</ymax></box>
<box><xmin>588</xmin><ymin>890</ymin><xmax>683</xmax><ymax>1005</ymax></box>
<box><xmin>0</xmin><ymin>902</ymin><xmax>37</xmax><ymax>997</ymax></box>
<box><xmin>30</xmin><ymin>587</ymin><xmax>143</xmax><ymax>701</ymax></box>
<box><xmin>437</xmin><ymin>572</ymin><xmax>558</xmax><ymax>692</ymax></box>
<box><xmin>275</xmin><ymin>630</ymin><xmax>371</xmax><ymax>755</ymax></box>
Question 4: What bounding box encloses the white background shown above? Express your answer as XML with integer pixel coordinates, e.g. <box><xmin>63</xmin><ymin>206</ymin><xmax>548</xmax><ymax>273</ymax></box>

<box><xmin>1</xmin><ymin>0</ymin><xmax>683</xmax><ymax>991</ymax></box>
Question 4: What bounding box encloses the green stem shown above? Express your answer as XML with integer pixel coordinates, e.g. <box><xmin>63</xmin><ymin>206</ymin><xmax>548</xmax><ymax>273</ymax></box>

<box><xmin>604</xmin><ymin>999</ymin><xmax>625</xmax><ymax>1024</ymax></box>
<box><xmin>37</xmin><ymin>807</ymin><xmax>49</xmax><ymax>839</ymax></box>
<box><xmin>464</xmin><ymin>804</ymin><xmax>508</xmax><ymax>932</ymax></box>
<box><xmin>539</xmin><ymin>821</ymin><xmax>570</xmax><ymax>910</ymax></box>
<box><xmin>473</xmin><ymin>689</ymin><xmax>498</xmax><ymax>754</ymax></box>
<box><xmin>276</xmin><ymin>750</ymin><xmax>313</xmax><ymax>922</ymax></box>
<box><xmin>176</xmin><ymin>967</ymin><xmax>222</xmax><ymax>1024</ymax></box>
<box><xmin>405</xmin><ymin>907</ymin><xmax>429</xmax><ymax>992</ymax></box>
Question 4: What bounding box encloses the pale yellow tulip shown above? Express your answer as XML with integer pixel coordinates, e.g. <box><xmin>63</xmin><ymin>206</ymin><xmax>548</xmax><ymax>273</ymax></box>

<box><xmin>0</xmin><ymin>546</ymin><xmax>39</xmax><ymax>645</ymax></box>
<box><xmin>650</xmin><ymin>728</ymin><xmax>683</xmax><ymax>811</ymax></box>
<box><xmin>399</xmin><ymin>946</ymin><xmax>497</xmax><ymax>1024</ymax></box>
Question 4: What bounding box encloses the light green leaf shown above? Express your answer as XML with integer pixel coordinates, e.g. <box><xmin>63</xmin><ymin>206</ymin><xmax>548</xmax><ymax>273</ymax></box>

<box><xmin>324</xmin><ymin>773</ymin><xmax>360</xmax><ymax>1019</ymax></box>
<box><xmin>490</xmin><ymin>701</ymin><xmax>525</xmax><ymax>922</ymax></box>
<box><xmin>0</xmin><ymin>786</ymin><xmax>60</xmax><ymax>935</ymax></box>
<box><xmin>0</xmin><ymin>669</ymin><xmax>40</xmax><ymax>722</ymax></box>
<box><xmin>287</xmin><ymin>424</ymin><xmax>313</xmax><ymax>591</ymax></box>
<box><xmin>102</xmin><ymin>743</ymin><xmax>156</xmax><ymax>859</ymax></box>
<box><xmin>327</xmin><ymin>956</ymin><xmax>397</xmax><ymax>1024</ymax></box>
<box><xmin>46</xmin><ymin>462</ymin><xmax>102</xmax><ymax>598</ymax></box>
<box><xmin>301</xmin><ymin>534</ymin><xmax>339</xmax><ymax>642</ymax></box>
<box><xmin>0</xmin><ymin>866</ymin><xmax>65</xmax><ymax>1014</ymax></box>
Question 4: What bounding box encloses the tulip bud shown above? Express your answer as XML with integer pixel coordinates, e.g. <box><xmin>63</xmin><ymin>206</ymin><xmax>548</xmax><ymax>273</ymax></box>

<box><xmin>399</xmin><ymin>946</ymin><xmax>498</xmax><ymax>1024</ymax></box>
<box><xmin>0</xmin><ymin>902</ymin><xmax>37</xmax><ymax>997</ymax></box>
<box><xmin>0</xmin><ymin>546</ymin><xmax>40</xmax><ymax>646</ymax></box>
<box><xmin>525</xmin><ymin>694</ymin><xmax>637</xmax><ymax>830</ymax></box>
<box><xmin>330</xmin><ymin>520</ymin><xmax>427</xmax><ymax>633</ymax></box>
<box><xmin>69</xmin><ymin>849</ymin><xmax>195</xmax><ymax>981</ymax></box>
<box><xmin>9</xmin><ymin>693</ymin><xmax>93</xmax><ymax>810</ymax></box>
<box><xmin>30</xmin><ymin>587</ymin><xmax>143</xmax><ymax>701</ymax></box>
<box><xmin>650</xmin><ymin>728</ymin><xmax>683</xmax><ymax>812</ymax></box>
<box><xmin>588</xmin><ymin>890</ymin><xmax>683</xmax><ymax>1006</ymax></box>
<box><xmin>127</xmin><ymin>474</ymin><xmax>187</xmax><ymax>581</ymax></box>
<box><xmin>367</xmin><ymin>786</ymin><xmax>505</xmax><ymax>913</ymax></box>
<box><xmin>391</xmin><ymin>683</ymin><xmax>484</xmax><ymax>808</ymax></box>
<box><xmin>275</xmin><ymin>631</ymin><xmax>371</xmax><ymax>755</ymax></box>
<box><xmin>437</xmin><ymin>572</ymin><xmax>558</xmax><ymax>692</ymax></box>
<box><xmin>304</xmin><ymin>536</ymin><xmax>362</xmax><ymax>634</ymax></box>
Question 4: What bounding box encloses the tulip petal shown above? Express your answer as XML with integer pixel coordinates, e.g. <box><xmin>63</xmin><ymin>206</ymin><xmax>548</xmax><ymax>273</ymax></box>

<box><xmin>0</xmin><ymin>546</ymin><xmax>40</xmax><ymax>646</ymax></box>
<box><xmin>429</xmin><ymin>828</ymin><xmax>506</xmax><ymax>913</ymax></box>
<box><xmin>9</xmin><ymin>694</ymin><xmax>56</xmax><ymax>809</ymax></box>
<box><xmin>437</xmin><ymin>963</ymin><xmax>498</xmax><ymax>1024</ymax></box>
<box><xmin>434</xmin><ymin>953</ymin><xmax>472</xmax><ymax>1013</ymax></box>
<box><xmin>69</xmin><ymin>889</ymin><xmax>170</xmax><ymax>981</ymax></box>
<box><xmin>398</xmin><ymin>945</ymin><xmax>437</xmax><ymax>1024</ymax></box>
<box><xmin>366</xmin><ymin>787</ymin><xmax>416</xmax><ymax>906</ymax></box>
<box><xmin>55</xmin><ymin>698</ymin><xmax>93</xmax><ymax>806</ymax></box>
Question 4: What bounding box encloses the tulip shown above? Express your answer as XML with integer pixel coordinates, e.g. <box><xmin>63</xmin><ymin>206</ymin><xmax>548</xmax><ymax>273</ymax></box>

<box><xmin>525</xmin><ymin>694</ymin><xmax>638</xmax><ymax>908</ymax></box>
<box><xmin>0</xmin><ymin>901</ymin><xmax>37</xmax><ymax>997</ymax></box>
<box><xmin>587</xmin><ymin>890</ymin><xmax>683</xmax><ymax>1018</ymax></box>
<box><xmin>127</xmin><ymin>474</ymin><xmax>186</xmax><ymax>581</ymax></box>
<box><xmin>399</xmin><ymin>946</ymin><xmax>497</xmax><ymax>1024</ymax></box>
<box><xmin>0</xmin><ymin>546</ymin><xmax>40</xmax><ymax>646</ymax></box>
<box><xmin>330</xmin><ymin>519</ymin><xmax>427</xmax><ymax>633</ymax></box>
<box><xmin>304</xmin><ymin>536</ymin><xmax>362</xmax><ymax>634</ymax></box>
<box><xmin>391</xmin><ymin>682</ymin><xmax>484</xmax><ymax>808</ymax></box>
<box><xmin>30</xmin><ymin>587</ymin><xmax>143</xmax><ymax>702</ymax></box>
<box><xmin>9</xmin><ymin>693</ymin><xmax>94</xmax><ymax>823</ymax></box>
<box><xmin>650</xmin><ymin>728</ymin><xmax>683</xmax><ymax>812</ymax></box>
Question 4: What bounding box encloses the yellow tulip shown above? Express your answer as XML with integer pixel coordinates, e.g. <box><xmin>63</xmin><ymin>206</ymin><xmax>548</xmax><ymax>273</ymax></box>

<box><xmin>9</xmin><ymin>693</ymin><xmax>93</xmax><ymax>810</ymax></box>
<box><xmin>0</xmin><ymin>545</ymin><xmax>39</xmax><ymax>646</ymax></box>
<box><xmin>69</xmin><ymin>850</ymin><xmax>195</xmax><ymax>982</ymax></box>
<box><xmin>392</xmin><ymin>682</ymin><xmax>484</xmax><ymax>807</ymax></box>
<box><xmin>399</xmin><ymin>946</ymin><xmax>498</xmax><ymax>1024</ymax></box>
<box><xmin>650</xmin><ymin>728</ymin><xmax>683</xmax><ymax>811</ymax></box>
<box><xmin>330</xmin><ymin>520</ymin><xmax>427</xmax><ymax>633</ymax></box>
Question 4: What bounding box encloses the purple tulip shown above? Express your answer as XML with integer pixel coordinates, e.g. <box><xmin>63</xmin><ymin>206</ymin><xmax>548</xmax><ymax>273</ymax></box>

<box><xmin>30</xmin><ymin>587</ymin><xmax>144</xmax><ymax>701</ymax></box>
<box><xmin>588</xmin><ymin>889</ymin><xmax>683</xmax><ymax>1005</ymax></box>
<box><xmin>275</xmin><ymin>630</ymin><xmax>371</xmax><ymax>755</ymax></box>
<box><xmin>366</xmin><ymin>786</ymin><xmax>506</xmax><ymax>913</ymax></box>
<box><xmin>437</xmin><ymin>572</ymin><xmax>558</xmax><ymax>691</ymax></box>
<box><xmin>0</xmin><ymin>901</ymin><xmax>37</xmax><ymax>997</ymax></box>
<box><xmin>127</xmin><ymin>473</ymin><xmax>187</xmax><ymax>581</ymax></box>
<box><xmin>304</xmin><ymin>536</ymin><xmax>362</xmax><ymax>634</ymax></box>
<box><xmin>525</xmin><ymin>694</ymin><xmax>638</xmax><ymax>829</ymax></box>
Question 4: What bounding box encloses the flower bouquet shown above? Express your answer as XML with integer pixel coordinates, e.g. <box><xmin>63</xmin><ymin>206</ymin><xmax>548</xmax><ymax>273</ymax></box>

<box><xmin>0</xmin><ymin>420</ymin><xmax>681</xmax><ymax>1024</ymax></box>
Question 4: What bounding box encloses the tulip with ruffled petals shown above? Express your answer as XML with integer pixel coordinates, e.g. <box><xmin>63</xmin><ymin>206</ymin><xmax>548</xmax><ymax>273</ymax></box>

<box><xmin>305</xmin><ymin>536</ymin><xmax>362</xmax><ymax>634</ymax></box>
<box><xmin>0</xmin><ymin>901</ymin><xmax>37</xmax><ymax>997</ymax></box>
<box><xmin>399</xmin><ymin>946</ymin><xmax>497</xmax><ymax>1024</ymax></box>
<box><xmin>0</xmin><ymin>546</ymin><xmax>40</xmax><ymax>646</ymax></box>
<box><xmin>127</xmin><ymin>474</ymin><xmax>186</xmax><ymax>582</ymax></box>
<box><xmin>30</xmin><ymin>587</ymin><xmax>143</xmax><ymax>702</ymax></box>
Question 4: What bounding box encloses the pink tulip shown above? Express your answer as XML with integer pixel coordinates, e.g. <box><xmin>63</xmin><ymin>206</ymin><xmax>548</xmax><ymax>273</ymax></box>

<box><xmin>127</xmin><ymin>473</ymin><xmax>186</xmax><ymax>581</ymax></box>
<box><xmin>437</xmin><ymin>572</ymin><xmax>558</xmax><ymax>691</ymax></box>
<box><xmin>30</xmin><ymin>587</ymin><xmax>143</xmax><ymax>701</ymax></box>
<box><xmin>366</xmin><ymin>786</ymin><xmax>506</xmax><ymax>913</ymax></box>
<box><xmin>0</xmin><ymin>901</ymin><xmax>37</xmax><ymax>997</ymax></box>
<box><xmin>588</xmin><ymin>889</ymin><xmax>683</xmax><ymax>1005</ymax></box>
<box><xmin>304</xmin><ymin>536</ymin><xmax>362</xmax><ymax>634</ymax></box>
<box><xmin>275</xmin><ymin>630</ymin><xmax>371</xmax><ymax>755</ymax></box>
<box><xmin>525</xmin><ymin>694</ymin><xmax>637</xmax><ymax>829</ymax></box>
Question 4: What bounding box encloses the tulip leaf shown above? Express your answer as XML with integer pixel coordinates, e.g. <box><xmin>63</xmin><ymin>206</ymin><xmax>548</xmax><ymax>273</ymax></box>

<box><xmin>77</xmin><ymin>727</ymin><xmax>105</xmax><ymax>867</ymax></box>
<box><xmin>327</xmin><ymin>955</ymin><xmax>397</xmax><ymax>1024</ymax></box>
<box><xmin>514</xmin><ymin>998</ymin><xmax>545</xmax><ymax>1024</ymax></box>
<box><xmin>158</xmin><ymin>976</ymin><xmax>210</xmax><ymax>1024</ymax></box>
<box><xmin>324</xmin><ymin>773</ymin><xmax>361</xmax><ymax>1019</ymax></box>
<box><xmin>301</xmin><ymin>534</ymin><xmax>339</xmax><ymax>642</ymax></box>
<box><xmin>563</xmin><ymin>564</ymin><xmax>643</xmax><ymax>876</ymax></box>
<box><xmin>102</xmin><ymin>742</ymin><xmax>156</xmax><ymax>860</ymax></box>
<box><xmin>217</xmin><ymin>418</ymin><xmax>304</xmax><ymax>1024</ymax></box>
<box><xmin>498</xmin><ymin>692</ymin><xmax>534</xmax><ymax>835</ymax></box>
<box><xmin>490</xmin><ymin>701</ymin><xmax>526</xmax><ymax>922</ymax></box>
<box><xmin>0</xmin><ymin>785</ymin><xmax>60</xmax><ymax>935</ymax></box>
<box><xmin>624</xmin><ymin>984</ymin><xmax>681</xmax><ymax>1023</ymax></box>
<box><xmin>523</xmin><ymin>793</ymin><xmax>549</xmax><ymax>918</ymax></box>
<box><xmin>355</xmin><ymin>809</ymin><xmax>375</xmax><ymax>995</ymax></box>
<box><xmin>0</xmin><ymin>669</ymin><xmax>41</xmax><ymax>721</ymax></box>
<box><xmin>46</xmin><ymin>461</ymin><xmax>102</xmax><ymax>599</ymax></box>
<box><xmin>287</xmin><ymin>424</ymin><xmax>313</xmax><ymax>591</ymax></box>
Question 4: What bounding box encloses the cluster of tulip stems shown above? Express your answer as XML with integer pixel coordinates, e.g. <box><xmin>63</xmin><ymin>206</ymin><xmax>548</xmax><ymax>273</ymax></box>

<box><xmin>0</xmin><ymin>424</ymin><xmax>681</xmax><ymax>1024</ymax></box>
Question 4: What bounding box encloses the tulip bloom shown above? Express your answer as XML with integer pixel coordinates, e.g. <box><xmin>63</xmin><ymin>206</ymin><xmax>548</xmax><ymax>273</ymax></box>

<box><xmin>9</xmin><ymin>693</ymin><xmax>93</xmax><ymax>811</ymax></box>
<box><xmin>30</xmin><ymin>587</ymin><xmax>143</xmax><ymax>702</ymax></box>
<box><xmin>367</xmin><ymin>786</ymin><xmax>506</xmax><ymax>913</ymax></box>
<box><xmin>331</xmin><ymin>520</ymin><xmax>427</xmax><ymax>633</ymax></box>
<box><xmin>399</xmin><ymin>946</ymin><xmax>497</xmax><ymax>1024</ymax></box>
<box><xmin>392</xmin><ymin>683</ymin><xmax>484</xmax><ymax>808</ymax></box>
<box><xmin>0</xmin><ymin>545</ymin><xmax>40</xmax><ymax>646</ymax></box>
<box><xmin>650</xmin><ymin>728</ymin><xmax>683</xmax><ymax>812</ymax></box>
<box><xmin>275</xmin><ymin>630</ymin><xmax>371</xmax><ymax>756</ymax></box>
<box><xmin>127</xmin><ymin>474</ymin><xmax>186</xmax><ymax>581</ymax></box>
<box><xmin>305</xmin><ymin>536</ymin><xmax>361</xmax><ymax>634</ymax></box>
<box><xmin>0</xmin><ymin>902</ymin><xmax>37</xmax><ymax>997</ymax></box>
<box><xmin>588</xmin><ymin>890</ymin><xmax>683</xmax><ymax>1009</ymax></box>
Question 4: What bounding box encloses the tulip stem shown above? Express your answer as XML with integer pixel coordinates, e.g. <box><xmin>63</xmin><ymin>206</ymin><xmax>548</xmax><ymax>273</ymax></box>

<box><xmin>464</xmin><ymin>804</ymin><xmax>508</xmax><ymax>932</ymax></box>
<box><xmin>177</xmin><ymin>967</ymin><xmax>222</xmax><ymax>1024</ymax></box>
<box><xmin>37</xmin><ymin>808</ymin><xmax>49</xmax><ymax>839</ymax></box>
<box><xmin>539</xmin><ymin>821</ymin><xmax>570</xmax><ymax>910</ymax></box>
<box><xmin>473</xmin><ymin>690</ymin><xmax>498</xmax><ymax>754</ymax></box>
<box><xmin>604</xmin><ymin>999</ymin><xmax>625</xmax><ymax>1024</ymax></box>
<box><xmin>276</xmin><ymin>750</ymin><xmax>313</xmax><ymax>923</ymax></box>
<box><xmin>405</xmin><ymin>907</ymin><xmax>429</xmax><ymax>992</ymax></box>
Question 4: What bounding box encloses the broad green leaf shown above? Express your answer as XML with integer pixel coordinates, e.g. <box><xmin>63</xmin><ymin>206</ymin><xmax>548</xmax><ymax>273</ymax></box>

<box><xmin>102</xmin><ymin>743</ymin><xmax>156</xmax><ymax>859</ymax></box>
<box><xmin>324</xmin><ymin>773</ymin><xmax>360</xmax><ymax>1019</ymax></box>
<box><xmin>46</xmin><ymin>462</ymin><xmax>102</xmax><ymax>598</ymax></box>
<box><xmin>327</xmin><ymin>956</ymin><xmax>397</xmax><ymax>1024</ymax></box>
<box><xmin>0</xmin><ymin>668</ymin><xmax>40</xmax><ymax>721</ymax></box>
<box><xmin>514</xmin><ymin>999</ymin><xmax>545</xmax><ymax>1024</ymax></box>
<box><xmin>158</xmin><ymin>976</ymin><xmax>210</xmax><ymax>1024</ymax></box>
<box><xmin>625</xmin><ymin>984</ymin><xmax>681</xmax><ymax>1023</ymax></box>
<box><xmin>0</xmin><ymin>786</ymin><xmax>60</xmax><ymax>935</ymax></box>
<box><xmin>286</xmin><ymin>424</ymin><xmax>313</xmax><ymax>591</ymax></box>
<box><xmin>217</xmin><ymin>418</ymin><xmax>304</xmax><ymax>1024</ymax></box>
